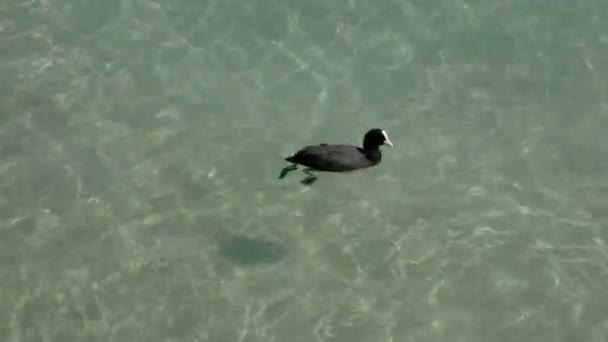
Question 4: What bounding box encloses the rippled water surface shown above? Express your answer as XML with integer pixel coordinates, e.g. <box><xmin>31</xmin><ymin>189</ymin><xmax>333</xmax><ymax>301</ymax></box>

<box><xmin>2</xmin><ymin>0</ymin><xmax>608</xmax><ymax>341</ymax></box>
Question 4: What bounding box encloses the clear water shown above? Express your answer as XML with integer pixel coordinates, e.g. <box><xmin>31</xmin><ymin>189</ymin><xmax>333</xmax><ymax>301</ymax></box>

<box><xmin>2</xmin><ymin>0</ymin><xmax>608</xmax><ymax>341</ymax></box>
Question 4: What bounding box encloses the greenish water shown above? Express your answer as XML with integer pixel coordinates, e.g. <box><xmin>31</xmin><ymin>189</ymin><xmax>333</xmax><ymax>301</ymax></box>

<box><xmin>2</xmin><ymin>0</ymin><xmax>608</xmax><ymax>341</ymax></box>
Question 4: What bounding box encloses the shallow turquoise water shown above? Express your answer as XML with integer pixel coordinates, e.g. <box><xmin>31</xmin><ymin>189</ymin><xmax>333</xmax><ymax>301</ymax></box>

<box><xmin>2</xmin><ymin>0</ymin><xmax>608</xmax><ymax>341</ymax></box>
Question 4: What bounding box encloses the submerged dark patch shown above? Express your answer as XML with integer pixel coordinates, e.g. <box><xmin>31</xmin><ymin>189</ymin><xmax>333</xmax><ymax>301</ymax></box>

<box><xmin>219</xmin><ymin>234</ymin><xmax>286</xmax><ymax>266</ymax></box>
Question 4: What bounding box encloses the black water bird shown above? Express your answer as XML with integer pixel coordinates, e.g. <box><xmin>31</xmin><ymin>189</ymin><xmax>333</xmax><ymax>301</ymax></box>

<box><xmin>279</xmin><ymin>128</ymin><xmax>393</xmax><ymax>185</ymax></box>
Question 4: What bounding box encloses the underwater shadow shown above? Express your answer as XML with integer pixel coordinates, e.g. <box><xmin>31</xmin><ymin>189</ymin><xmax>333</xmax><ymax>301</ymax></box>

<box><xmin>219</xmin><ymin>234</ymin><xmax>287</xmax><ymax>266</ymax></box>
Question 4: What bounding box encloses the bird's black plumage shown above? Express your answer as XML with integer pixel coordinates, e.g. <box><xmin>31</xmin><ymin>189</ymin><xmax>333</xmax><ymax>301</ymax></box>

<box><xmin>279</xmin><ymin>128</ymin><xmax>393</xmax><ymax>184</ymax></box>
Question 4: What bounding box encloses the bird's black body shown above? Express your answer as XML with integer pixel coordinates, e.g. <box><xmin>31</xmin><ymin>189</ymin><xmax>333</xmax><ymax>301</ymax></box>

<box><xmin>285</xmin><ymin>145</ymin><xmax>382</xmax><ymax>172</ymax></box>
<box><xmin>279</xmin><ymin>128</ymin><xmax>393</xmax><ymax>184</ymax></box>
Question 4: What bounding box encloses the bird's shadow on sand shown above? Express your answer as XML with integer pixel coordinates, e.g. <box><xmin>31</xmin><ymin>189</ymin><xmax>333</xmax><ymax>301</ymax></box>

<box><xmin>218</xmin><ymin>233</ymin><xmax>287</xmax><ymax>266</ymax></box>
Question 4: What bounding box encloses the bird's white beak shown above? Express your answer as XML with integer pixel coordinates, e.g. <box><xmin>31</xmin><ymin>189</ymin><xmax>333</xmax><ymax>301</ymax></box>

<box><xmin>382</xmin><ymin>130</ymin><xmax>393</xmax><ymax>147</ymax></box>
